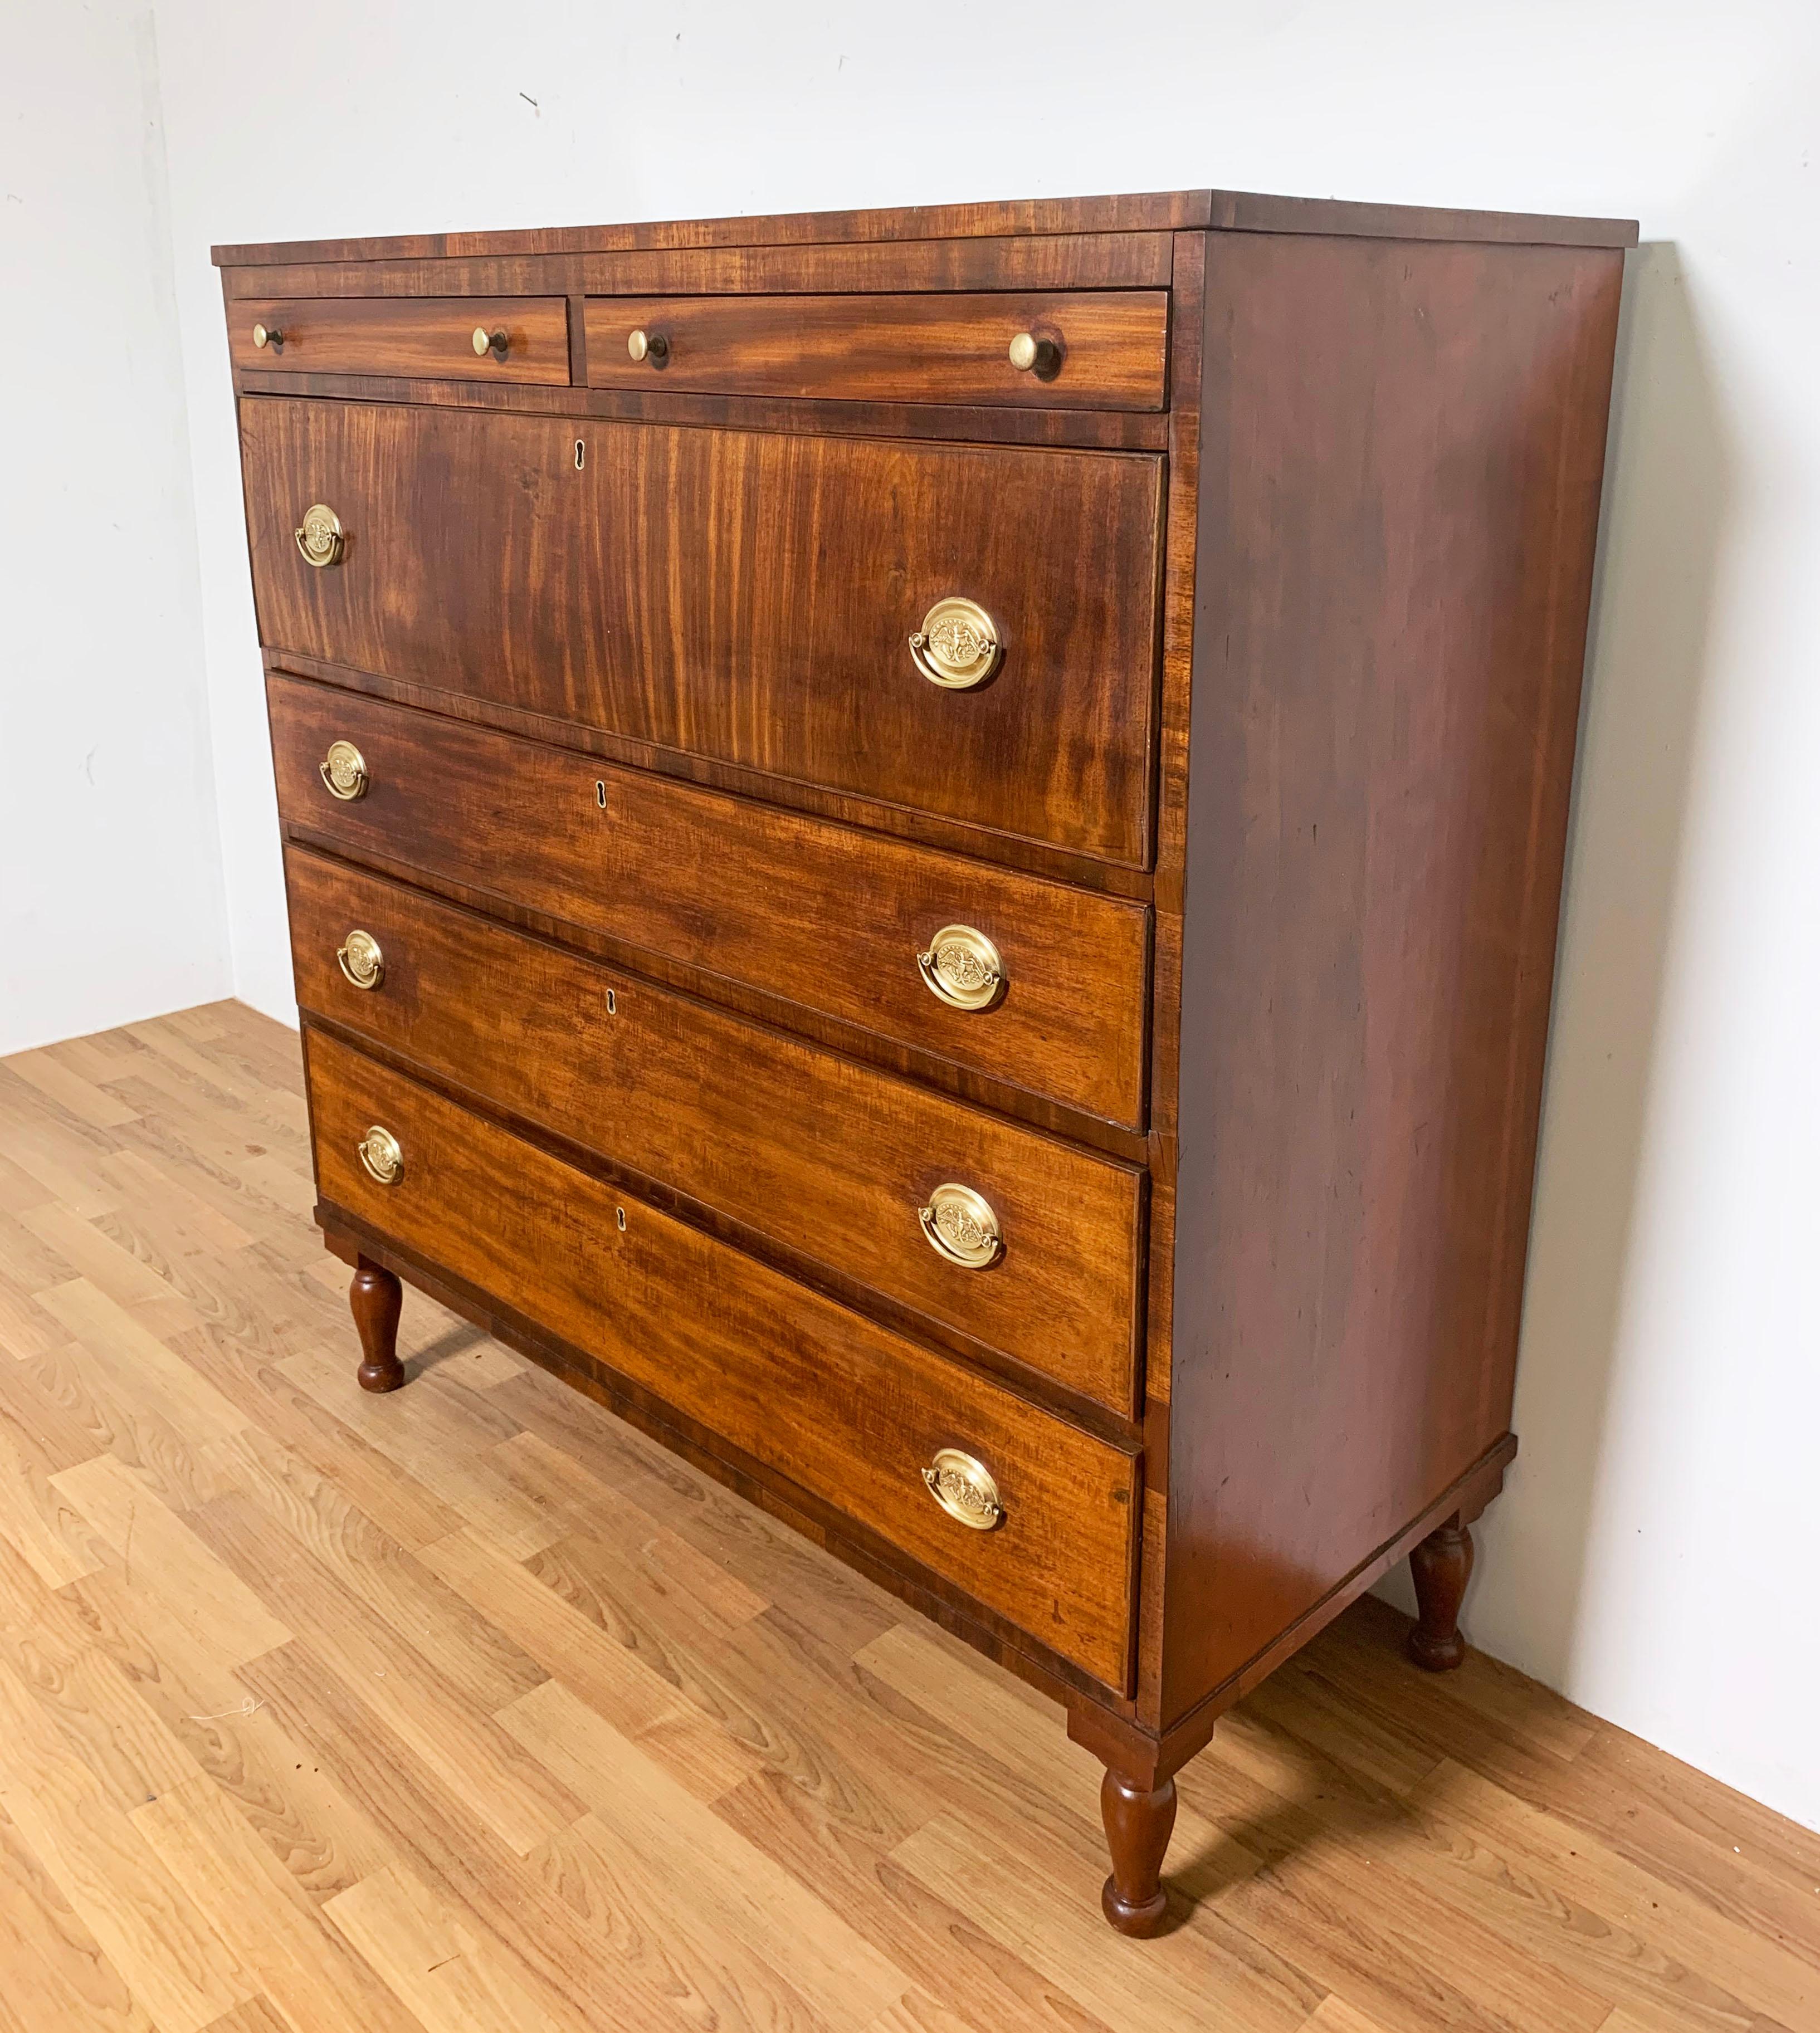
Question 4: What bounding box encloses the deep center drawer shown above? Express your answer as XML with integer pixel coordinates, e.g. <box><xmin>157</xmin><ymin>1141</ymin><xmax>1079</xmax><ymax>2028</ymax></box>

<box><xmin>241</xmin><ymin>395</ymin><xmax>1163</xmax><ymax>864</ymax></box>
<box><xmin>286</xmin><ymin>847</ymin><xmax>1143</xmax><ymax>1415</ymax></box>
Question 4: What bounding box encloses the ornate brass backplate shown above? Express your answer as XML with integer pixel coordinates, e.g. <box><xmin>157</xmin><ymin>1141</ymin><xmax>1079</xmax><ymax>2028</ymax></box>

<box><xmin>294</xmin><ymin>502</ymin><xmax>345</xmax><ymax>568</ymax></box>
<box><xmin>918</xmin><ymin>1182</ymin><xmax>1003</xmax><ymax>1269</ymax></box>
<box><xmin>908</xmin><ymin>596</ymin><xmax>1002</xmax><ymax>689</ymax></box>
<box><xmin>318</xmin><ymin>740</ymin><xmax>369</xmax><ymax>801</ymax></box>
<box><xmin>921</xmin><ymin>1448</ymin><xmax>1004</xmax><ymax>1530</ymax></box>
<box><xmin>916</xmin><ymin>923</ymin><xmax>1005</xmax><ymax>1011</ymax></box>
<box><xmin>357</xmin><ymin>1125</ymin><xmax>404</xmax><ymax>1186</ymax></box>
<box><xmin>336</xmin><ymin>928</ymin><xmax>384</xmax><ymax>991</ymax></box>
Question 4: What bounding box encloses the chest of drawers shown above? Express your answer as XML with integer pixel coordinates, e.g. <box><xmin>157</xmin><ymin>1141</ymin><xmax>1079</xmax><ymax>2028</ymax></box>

<box><xmin>216</xmin><ymin>187</ymin><xmax>1634</xmax><ymax>1934</ymax></box>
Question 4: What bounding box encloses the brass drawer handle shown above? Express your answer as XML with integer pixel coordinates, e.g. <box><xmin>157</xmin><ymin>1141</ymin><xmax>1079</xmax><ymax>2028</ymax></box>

<box><xmin>336</xmin><ymin>929</ymin><xmax>384</xmax><ymax>990</ymax></box>
<box><xmin>318</xmin><ymin>740</ymin><xmax>369</xmax><ymax>801</ymax></box>
<box><xmin>1008</xmin><ymin>331</ymin><xmax>1060</xmax><ymax>376</ymax></box>
<box><xmin>472</xmin><ymin>325</ymin><xmax>509</xmax><ymax>358</ymax></box>
<box><xmin>627</xmin><ymin>328</ymin><xmax>669</xmax><ymax>365</ymax></box>
<box><xmin>919</xmin><ymin>1183</ymin><xmax>1003</xmax><ymax>1269</ymax></box>
<box><xmin>909</xmin><ymin>597</ymin><xmax>1001</xmax><ymax>689</ymax></box>
<box><xmin>358</xmin><ymin>1125</ymin><xmax>404</xmax><ymax>1186</ymax></box>
<box><xmin>295</xmin><ymin>502</ymin><xmax>345</xmax><ymax>568</ymax></box>
<box><xmin>251</xmin><ymin>321</ymin><xmax>284</xmax><ymax>351</ymax></box>
<box><xmin>917</xmin><ymin>925</ymin><xmax>1004</xmax><ymax>1011</ymax></box>
<box><xmin>922</xmin><ymin>1448</ymin><xmax>1003</xmax><ymax>1531</ymax></box>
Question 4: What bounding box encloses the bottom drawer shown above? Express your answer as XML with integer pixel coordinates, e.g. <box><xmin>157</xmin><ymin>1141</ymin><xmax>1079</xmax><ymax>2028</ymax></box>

<box><xmin>306</xmin><ymin>1029</ymin><xmax>1139</xmax><ymax>1690</ymax></box>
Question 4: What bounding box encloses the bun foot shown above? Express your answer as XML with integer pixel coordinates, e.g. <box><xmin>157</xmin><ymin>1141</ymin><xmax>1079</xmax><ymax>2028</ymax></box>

<box><xmin>1408</xmin><ymin>1514</ymin><xmax>1474</xmax><ymax>1671</ymax></box>
<box><xmin>1099</xmin><ymin>1768</ymin><xmax>1177</xmax><ymax>1936</ymax></box>
<box><xmin>350</xmin><ymin>1257</ymin><xmax>404</xmax><ymax>1392</ymax></box>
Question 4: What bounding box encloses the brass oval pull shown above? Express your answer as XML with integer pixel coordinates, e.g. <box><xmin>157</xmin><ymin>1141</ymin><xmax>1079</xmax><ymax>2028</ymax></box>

<box><xmin>916</xmin><ymin>925</ymin><xmax>1004</xmax><ymax>1012</ymax></box>
<box><xmin>627</xmin><ymin>328</ymin><xmax>669</xmax><ymax>365</ymax></box>
<box><xmin>251</xmin><ymin>321</ymin><xmax>284</xmax><ymax>351</ymax></box>
<box><xmin>318</xmin><ymin>740</ymin><xmax>369</xmax><ymax>802</ymax></box>
<box><xmin>918</xmin><ymin>1183</ymin><xmax>1003</xmax><ymax>1270</ymax></box>
<box><xmin>921</xmin><ymin>1449</ymin><xmax>1003</xmax><ymax>1531</ymax></box>
<box><xmin>472</xmin><ymin>325</ymin><xmax>509</xmax><ymax>358</ymax></box>
<box><xmin>294</xmin><ymin>502</ymin><xmax>345</xmax><ymax>568</ymax></box>
<box><xmin>909</xmin><ymin>597</ymin><xmax>1001</xmax><ymax>689</ymax></box>
<box><xmin>1008</xmin><ymin>331</ymin><xmax>1060</xmax><ymax>376</ymax></box>
<box><xmin>358</xmin><ymin>1125</ymin><xmax>404</xmax><ymax>1186</ymax></box>
<box><xmin>336</xmin><ymin>928</ymin><xmax>384</xmax><ymax>990</ymax></box>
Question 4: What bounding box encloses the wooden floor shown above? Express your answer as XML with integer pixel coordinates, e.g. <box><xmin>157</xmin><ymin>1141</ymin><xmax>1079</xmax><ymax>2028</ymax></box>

<box><xmin>0</xmin><ymin>1003</ymin><xmax>1813</xmax><ymax>2033</ymax></box>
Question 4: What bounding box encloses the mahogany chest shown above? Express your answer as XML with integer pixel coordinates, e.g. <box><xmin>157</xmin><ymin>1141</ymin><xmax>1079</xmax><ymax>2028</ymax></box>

<box><xmin>214</xmin><ymin>187</ymin><xmax>1635</xmax><ymax>1932</ymax></box>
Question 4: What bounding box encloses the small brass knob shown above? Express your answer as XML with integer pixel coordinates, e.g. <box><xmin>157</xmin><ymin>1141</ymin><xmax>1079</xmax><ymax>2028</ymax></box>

<box><xmin>909</xmin><ymin>597</ymin><xmax>1001</xmax><ymax>690</ymax></box>
<box><xmin>318</xmin><ymin>739</ymin><xmax>369</xmax><ymax>802</ymax></box>
<box><xmin>922</xmin><ymin>1449</ymin><xmax>1003</xmax><ymax>1531</ymax></box>
<box><xmin>336</xmin><ymin>928</ymin><xmax>384</xmax><ymax>990</ymax></box>
<box><xmin>251</xmin><ymin>322</ymin><xmax>284</xmax><ymax>351</ymax></box>
<box><xmin>1008</xmin><ymin>331</ymin><xmax>1061</xmax><ymax>376</ymax></box>
<box><xmin>294</xmin><ymin>502</ymin><xmax>345</xmax><ymax>569</ymax></box>
<box><xmin>473</xmin><ymin>325</ymin><xmax>509</xmax><ymax>358</ymax></box>
<box><xmin>627</xmin><ymin>328</ymin><xmax>669</xmax><ymax>365</ymax></box>
<box><xmin>357</xmin><ymin>1125</ymin><xmax>404</xmax><ymax>1186</ymax></box>
<box><xmin>918</xmin><ymin>1183</ymin><xmax>1003</xmax><ymax>1270</ymax></box>
<box><xmin>916</xmin><ymin>925</ymin><xmax>1004</xmax><ymax>1012</ymax></box>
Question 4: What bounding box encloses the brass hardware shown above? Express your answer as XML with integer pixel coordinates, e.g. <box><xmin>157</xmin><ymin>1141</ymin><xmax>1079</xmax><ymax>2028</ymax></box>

<box><xmin>335</xmin><ymin>928</ymin><xmax>384</xmax><ymax>991</ymax></box>
<box><xmin>909</xmin><ymin>597</ymin><xmax>1001</xmax><ymax>689</ymax></box>
<box><xmin>318</xmin><ymin>739</ymin><xmax>369</xmax><ymax>801</ymax></box>
<box><xmin>251</xmin><ymin>321</ymin><xmax>284</xmax><ymax>351</ymax></box>
<box><xmin>294</xmin><ymin>502</ymin><xmax>345</xmax><ymax>568</ymax></box>
<box><xmin>1008</xmin><ymin>330</ymin><xmax>1061</xmax><ymax>375</ymax></box>
<box><xmin>921</xmin><ymin>1448</ymin><xmax>1003</xmax><ymax>1531</ymax></box>
<box><xmin>357</xmin><ymin>1125</ymin><xmax>404</xmax><ymax>1186</ymax></box>
<box><xmin>916</xmin><ymin>925</ymin><xmax>1004</xmax><ymax>1011</ymax></box>
<box><xmin>627</xmin><ymin>328</ymin><xmax>669</xmax><ymax>365</ymax></box>
<box><xmin>472</xmin><ymin>325</ymin><xmax>509</xmax><ymax>358</ymax></box>
<box><xmin>918</xmin><ymin>1182</ymin><xmax>1003</xmax><ymax>1270</ymax></box>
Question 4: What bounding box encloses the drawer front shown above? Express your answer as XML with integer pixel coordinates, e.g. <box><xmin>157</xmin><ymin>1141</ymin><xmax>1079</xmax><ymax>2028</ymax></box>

<box><xmin>243</xmin><ymin>396</ymin><xmax>1162</xmax><ymax>864</ymax></box>
<box><xmin>307</xmin><ymin>1029</ymin><xmax>1139</xmax><ymax>1688</ymax></box>
<box><xmin>584</xmin><ymin>292</ymin><xmax>1168</xmax><ymax>409</ymax></box>
<box><xmin>269</xmin><ymin>678</ymin><xmax>1151</xmax><ymax>1129</ymax></box>
<box><xmin>287</xmin><ymin>849</ymin><xmax>1143</xmax><ymax>1412</ymax></box>
<box><xmin>230</xmin><ymin>297</ymin><xmax>570</xmax><ymax>383</ymax></box>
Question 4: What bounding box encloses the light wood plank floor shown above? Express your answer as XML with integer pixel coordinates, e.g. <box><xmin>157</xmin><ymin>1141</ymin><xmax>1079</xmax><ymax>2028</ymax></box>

<box><xmin>0</xmin><ymin>1001</ymin><xmax>1813</xmax><ymax>2033</ymax></box>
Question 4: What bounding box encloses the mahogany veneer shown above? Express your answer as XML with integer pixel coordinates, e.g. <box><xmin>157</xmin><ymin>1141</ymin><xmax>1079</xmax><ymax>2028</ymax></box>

<box><xmin>217</xmin><ymin>187</ymin><xmax>1635</xmax><ymax>1935</ymax></box>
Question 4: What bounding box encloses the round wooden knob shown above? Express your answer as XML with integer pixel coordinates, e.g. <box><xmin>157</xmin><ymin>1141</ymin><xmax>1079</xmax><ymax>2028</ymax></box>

<box><xmin>627</xmin><ymin>329</ymin><xmax>669</xmax><ymax>365</ymax></box>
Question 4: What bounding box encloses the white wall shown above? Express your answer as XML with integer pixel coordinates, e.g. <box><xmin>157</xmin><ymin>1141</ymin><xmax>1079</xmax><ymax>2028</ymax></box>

<box><xmin>19</xmin><ymin>1</ymin><xmax>1820</xmax><ymax>1828</ymax></box>
<box><xmin>0</xmin><ymin>4</ymin><xmax>227</xmax><ymax>1054</ymax></box>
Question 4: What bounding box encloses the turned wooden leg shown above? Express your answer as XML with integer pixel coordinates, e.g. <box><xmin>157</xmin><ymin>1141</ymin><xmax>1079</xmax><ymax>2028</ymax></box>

<box><xmin>350</xmin><ymin>1256</ymin><xmax>404</xmax><ymax>1394</ymax></box>
<box><xmin>1408</xmin><ymin>1513</ymin><xmax>1475</xmax><ymax>1670</ymax></box>
<box><xmin>1099</xmin><ymin>1766</ymin><xmax>1178</xmax><ymax>1937</ymax></box>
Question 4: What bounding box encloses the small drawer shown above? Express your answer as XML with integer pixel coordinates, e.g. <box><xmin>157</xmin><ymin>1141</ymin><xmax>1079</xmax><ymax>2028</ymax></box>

<box><xmin>584</xmin><ymin>292</ymin><xmax>1168</xmax><ymax>410</ymax></box>
<box><xmin>306</xmin><ymin>1029</ymin><xmax>1139</xmax><ymax>1689</ymax></box>
<box><xmin>268</xmin><ymin>679</ymin><xmax>1151</xmax><ymax>1130</ymax></box>
<box><xmin>230</xmin><ymin>297</ymin><xmax>569</xmax><ymax>383</ymax></box>
<box><xmin>287</xmin><ymin>848</ymin><xmax>1143</xmax><ymax>1413</ymax></box>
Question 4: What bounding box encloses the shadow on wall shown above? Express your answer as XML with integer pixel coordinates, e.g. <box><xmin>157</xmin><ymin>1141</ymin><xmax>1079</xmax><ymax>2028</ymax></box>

<box><xmin>1379</xmin><ymin>242</ymin><xmax>1731</xmax><ymax>1693</ymax></box>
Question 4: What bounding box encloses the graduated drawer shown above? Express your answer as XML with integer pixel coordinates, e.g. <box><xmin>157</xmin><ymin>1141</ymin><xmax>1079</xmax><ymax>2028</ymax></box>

<box><xmin>583</xmin><ymin>292</ymin><xmax>1168</xmax><ymax>409</ymax></box>
<box><xmin>307</xmin><ymin>1029</ymin><xmax>1139</xmax><ymax>1689</ymax></box>
<box><xmin>230</xmin><ymin>297</ymin><xmax>570</xmax><ymax>383</ymax></box>
<box><xmin>287</xmin><ymin>848</ymin><xmax>1143</xmax><ymax>1413</ymax></box>
<box><xmin>269</xmin><ymin>678</ymin><xmax>1151</xmax><ymax>1130</ymax></box>
<box><xmin>242</xmin><ymin>396</ymin><xmax>1162</xmax><ymax>866</ymax></box>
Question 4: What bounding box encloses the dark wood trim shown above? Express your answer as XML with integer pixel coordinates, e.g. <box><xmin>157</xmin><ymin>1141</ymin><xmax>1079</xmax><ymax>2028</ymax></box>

<box><xmin>213</xmin><ymin>187</ymin><xmax>1637</xmax><ymax>268</ymax></box>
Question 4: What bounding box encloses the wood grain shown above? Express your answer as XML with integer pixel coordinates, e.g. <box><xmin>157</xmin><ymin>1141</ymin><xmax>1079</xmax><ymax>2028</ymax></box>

<box><xmin>286</xmin><ymin>847</ymin><xmax>1145</xmax><ymax>1414</ymax></box>
<box><xmin>583</xmin><ymin>291</ymin><xmax>1169</xmax><ymax>409</ymax></box>
<box><xmin>305</xmin><ymin>1027</ymin><xmax>1141</xmax><ymax>1688</ymax></box>
<box><xmin>0</xmin><ymin>1004</ymin><xmax>1811</xmax><ymax>2033</ymax></box>
<box><xmin>266</xmin><ymin>676</ymin><xmax>1153</xmax><ymax>1130</ymax></box>
<box><xmin>228</xmin><ymin>297</ymin><xmax>569</xmax><ymax>384</ymax></box>
<box><xmin>241</xmin><ymin>397</ymin><xmax>1164</xmax><ymax>863</ymax></box>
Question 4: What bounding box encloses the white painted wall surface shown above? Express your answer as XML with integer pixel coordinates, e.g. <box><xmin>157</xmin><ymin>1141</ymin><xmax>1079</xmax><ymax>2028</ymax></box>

<box><xmin>9</xmin><ymin>0</ymin><xmax>1819</xmax><ymax>1830</ymax></box>
<box><xmin>0</xmin><ymin>4</ymin><xmax>227</xmax><ymax>1053</ymax></box>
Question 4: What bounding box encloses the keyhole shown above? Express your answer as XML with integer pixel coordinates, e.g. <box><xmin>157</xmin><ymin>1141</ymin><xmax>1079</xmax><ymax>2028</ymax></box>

<box><xmin>615</xmin><ymin>1206</ymin><xmax>627</xmax><ymax>1232</ymax></box>
<box><xmin>594</xmin><ymin>780</ymin><xmax>607</xmax><ymax>809</ymax></box>
<box><xmin>574</xmin><ymin>439</ymin><xmax>585</xmax><ymax>470</ymax></box>
<box><xmin>606</xmin><ymin>989</ymin><xmax>616</xmax><ymax>1016</ymax></box>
